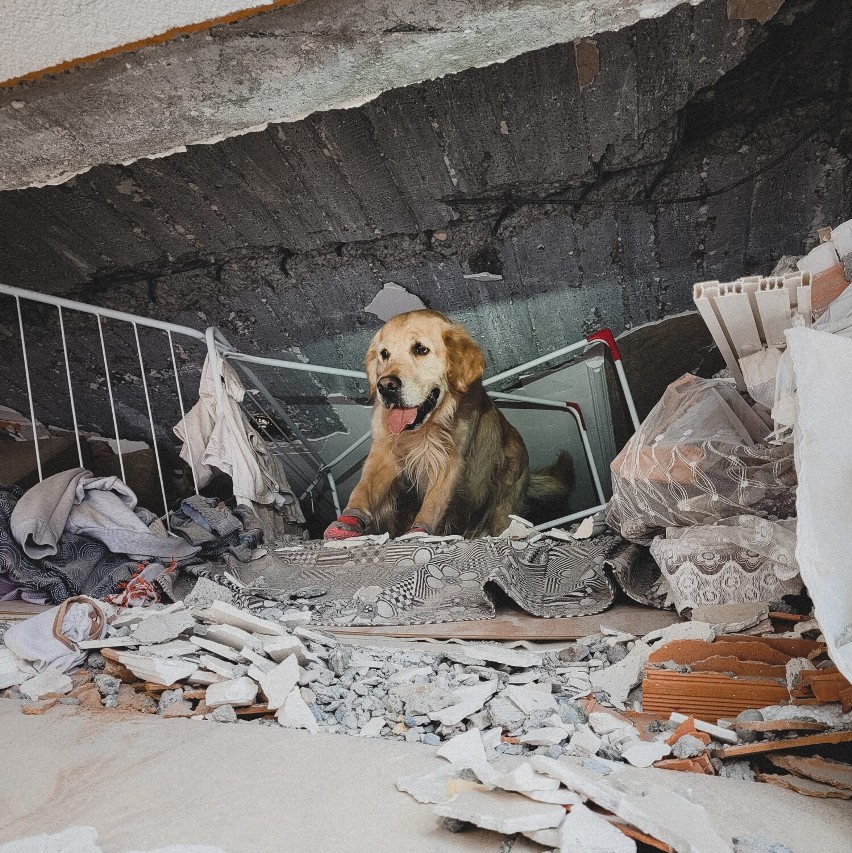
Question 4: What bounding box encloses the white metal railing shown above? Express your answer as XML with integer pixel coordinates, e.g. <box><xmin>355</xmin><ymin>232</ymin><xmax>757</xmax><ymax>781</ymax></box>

<box><xmin>2</xmin><ymin>282</ymin><xmax>639</xmax><ymax>532</ymax></box>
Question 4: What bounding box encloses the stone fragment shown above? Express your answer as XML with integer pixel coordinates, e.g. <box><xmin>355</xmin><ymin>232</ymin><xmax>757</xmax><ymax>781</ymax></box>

<box><xmin>690</xmin><ymin>602</ymin><xmax>770</xmax><ymax>634</ymax></box>
<box><xmin>568</xmin><ymin>726</ymin><xmax>601</xmax><ymax>757</ymax></box>
<box><xmin>197</xmin><ymin>655</ymin><xmax>237</xmax><ymax>680</ymax></box>
<box><xmin>589</xmin><ymin>642</ymin><xmax>651</xmax><ymax>709</ymax></box>
<box><xmin>77</xmin><ymin>636</ymin><xmax>141</xmax><ymax>649</ymax></box>
<box><xmin>559</xmin><ymin>801</ymin><xmax>636</xmax><ymax>853</ymax></box>
<box><xmin>259</xmin><ymin>656</ymin><xmax>300</xmax><ymax>710</ymax></box>
<box><xmin>115</xmin><ymin>684</ymin><xmax>157</xmax><ymax>713</ymax></box>
<box><xmin>436</xmin><ymin>727</ymin><xmax>489</xmax><ymax>768</ymax></box>
<box><xmin>504</xmin><ymin>684</ymin><xmax>557</xmax><ymax>714</ymax></box>
<box><xmin>588</xmin><ymin>712</ymin><xmax>636</xmax><ymax>736</ymax></box>
<box><xmin>671</xmin><ymin>734</ymin><xmax>707</xmax><ymax>759</ymax></box>
<box><xmin>520</xmin><ymin>728</ymin><xmax>569</xmax><ymax>747</ymax></box>
<box><xmin>670</xmin><ymin>712</ymin><xmax>738</xmax><ymax>744</ymax></box>
<box><xmin>429</xmin><ymin>681</ymin><xmax>499</xmax><ymax>726</ymax></box>
<box><xmin>276</xmin><ymin>689</ymin><xmax>319</xmax><ymax>733</ymax></box>
<box><xmin>199</xmin><ymin>600</ymin><xmax>284</xmax><ymax>636</ymax></box>
<box><xmin>433</xmin><ymin>790</ymin><xmax>565</xmax><ymax>834</ymax></box>
<box><xmin>188</xmin><ymin>636</ymin><xmax>241</xmax><ymax>662</ymax></box>
<box><xmin>279</xmin><ymin>609</ymin><xmax>312</xmax><ymax>628</ymax></box>
<box><xmin>388</xmin><ymin>665</ymin><xmax>433</xmax><ymax>684</ymax></box>
<box><xmin>397</xmin><ymin>767</ymin><xmax>462</xmax><ymax>804</ymax></box>
<box><xmin>19</xmin><ymin>668</ymin><xmax>73</xmax><ymax>700</ymax></box>
<box><xmin>117</xmin><ymin>653</ymin><xmax>198</xmax><ymax>687</ymax></box>
<box><xmin>161</xmin><ymin>699</ymin><xmax>195</xmax><ymax>718</ymax></box>
<box><xmin>210</xmin><ymin>704</ymin><xmax>238</xmax><ymax>723</ymax></box>
<box><xmin>205</xmin><ymin>676</ymin><xmax>258</xmax><ymax>709</ymax></box>
<box><xmin>359</xmin><ymin>716</ymin><xmax>386</xmax><ymax>737</ymax></box>
<box><xmin>394</xmin><ymin>683</ymin><xmax>459</xmax><ymax>715</ymax></box>
<box><xmin>183</xmin><ymin>577</ymin><xmax>234</xmax><ymax>609</ymax></box>
<box><xmin>443</xmin><ymin>644</ymin><xmax>541</xmax><ymax>669</ymax></box>
<box><xmin>93</xmin><ymin>674</ymin><xmax>121</xmax><ymax>697</ymax></box>
<box><xmin>488</xmin><ymin>696</ymin><xmax>527</xmax><ymax>729</ymax></box>
<box><xmin>295</xmin><ymin>626</ymin><xmax>337</xmax><ymax>647</ymax></box>
<box><xmin>131</xmin><ymin>609</ymin><xmax>195</xmax><ymax>645</ymax></box>
<box><xmin>642</xmin><ymin>622</ymin><xmax>715</xmax><ymax>645</ymax></box>
<box><xmin>259</xmin><ymin>635</ymin><xmax>309</xmax><ymax>665</ymax></box>
<box><xmin>21</xmin><ymin>699</ymin><xmax>58</xmax><ymax>715</ymax></box>
<box><xmin>238</xmin><ymin>646</ymin><xmax>275</xmax><ymax>673</ymax></box>
<box><xmin>621</xmin><ymin>741</ymin><xmax>671</xmax><ymax>768</ymax></box>
<box><xmin>522</xmin><ymin>788</ymin><xmax>582</xmax><ymax>805</ymax></box>
<box><xmin>137</xmin><ymin>640</ymin><xmax>197</xmax><ymax>658</ymax></box>
<box><xmin>203</xmin><ymin>623</ymin><xmax>257</xmax><ymax>651</ymax></box>
<box><xmin>475</xmin><ymin>761</ymin><xmax>561</xmax><ymax>794</ymax></box>
<box><xmin>786</xmin><ymin>657</ymin><xmax>817</xmax><ymax>692</ymax></box>
<box><xmin>187</xmin><ymin>670</ymin><xmax>225</xmax><ymax>686</ymax></box>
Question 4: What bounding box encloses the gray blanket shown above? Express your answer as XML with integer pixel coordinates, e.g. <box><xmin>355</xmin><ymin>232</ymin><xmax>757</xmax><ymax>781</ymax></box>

<box><xmin>11</xmin><ymin>468</ymin><xmax>198</xmax><ymax>561</ymax></box>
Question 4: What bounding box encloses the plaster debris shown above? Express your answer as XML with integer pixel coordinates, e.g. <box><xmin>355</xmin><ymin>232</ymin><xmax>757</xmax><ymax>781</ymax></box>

<box><xmin>276</xmin><ymin>689</ymin><xmax>318</xmax><ymax>733</ymax></box>
<box><xmin>436</xmin><ymin>728</ymin><xmax>489</xmax><ymax>768</ymax></box>
<box><xmin>589</xmin><ymin>642</ymin><xmax>650</xmax><ymax>709</ymax></box>
<box><xmin>559</xmin><ymin>801</ymin><xmax>636</xmax><ymax>853</ymax></box>
<box><xmin>433</xmin><ymin>789</ymin><xmax>565</xmax><ymax>834</ymax></box>
<box><xmin>359</xmin><ymin>716</ymin><xmax>386</xmax><ymax>737</ymax></box>
<box><xmin>19</xmin><ymin>667</ymin><xmax>72</xmax><ymax>700</ymax></box>
<box><xmin>428</xmin><ymin>681</ymin><xmax>499</xmax><ymax>726</ymax></box>
<box><xmin>117</xmin><ymin>654</ymin><xmax>198</xmax><ymax>687</ymax></box>
<box><xmin>131</xmin><ymin>609</ymin><xmax>195</xmax><ymax>645</ymax></box>
<box><xmin>202</xmin><ymin>624</ymin><xmax>257</xmax><ymax>652</ymax></box>
<box><xmin>198</xmin><ymin>601</ymin><xmax>284</xmax><ymax>636</ymax></box>
<box><xmin>363</xmin><ymin>282</ymin><xmax>426</xmax><ymax>321</ymax></box>
<box><xmin>183</xmin><ymin>577</ymin><xmax>234</xmax><ymax>609</ymax></box>
<box><xmin>621</xmin><ymin>741</ymin><xmax>671</xmax><ymax>768</ymax></box>
<box><xmin>443</xmin><ymin>644</ymin><xmax>540</xmax><ymax>669</ymax></box>
<box><xmin>205</xmin><ymin>677</ymin><xmax>258</xmax><ymax>709</ymax></box>
<box><xmin>259</xmin><ymin>656</ymin><xmax>300</xmax><ymax>710</ymax></box>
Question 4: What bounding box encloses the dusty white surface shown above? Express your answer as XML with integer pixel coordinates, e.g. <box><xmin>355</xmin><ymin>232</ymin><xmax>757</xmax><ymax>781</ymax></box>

<box><xmin>0</xmin><ymin>0</ymin><xmax>278</xmax><ymax>82</ymax></box>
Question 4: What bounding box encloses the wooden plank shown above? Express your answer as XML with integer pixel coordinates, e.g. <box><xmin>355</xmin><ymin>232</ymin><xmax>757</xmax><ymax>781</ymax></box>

<box><xmin>713</xmin><ymin>730</ymin><xmax>852</xmax><ymax>759</ymax></box>
<box><xmin>326</xmin><ymin>603</ymin><xmax>681</xmax><ymax>642</ymax></box>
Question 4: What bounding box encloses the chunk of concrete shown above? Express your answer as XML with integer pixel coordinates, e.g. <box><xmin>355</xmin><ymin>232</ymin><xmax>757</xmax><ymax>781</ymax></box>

<box><xmin>137</xmin><ymin>640</ymin><xmax>197</xmax><ymax>658</ymax></box>
<box><xmin>205</xmin><ymin>677</ymin><xmax>258</xmax><ymax>709</ymax></box>
<box><xmin>188</xmin><ymin>636</ymin><xmax>241</xmax><ymax>662</ymax></box>
<box><xmin>690</xmin><ymin>603</ymin><xmax>770</xmax><ymax>634</ymax></box>
<box><xmin>436</xmin><ymin>728</ymin><xmax>489</xmax><ymax>769</ymax></box>
<box><xmin>504</xmin><ymin>684</ymin><xmax>558</xmax><ymax>714</ymax></box>
<box><xmin>259</xmin><ymin>635</ymin><xmax>308</xmax><ymax>665</ymax></box>
<box><xmin>198</xmin><ymin>601</ymin><xmax>284</xmax><ymax>636</ymax></box>
<box><xmin>434</xmin><ymin>790</ymin><xmax>565</xmax><ymax>834</ymax></box>
<box><xmin>197</xmin><ymin>655</ymin><xmax>237</xmax><ymax>680</ymax></box>
<box><xmin>116</xmin><ymin>654</ymin><xmax>198</xmax><ymax>687</ymax></box>
<box><xmin>203</xmin><ymin>623</ymin><xmax>257</xmax><ymax>652</ymax></box>
<box><xmin>520</xmin><ymin>728</ymin><xmax>570</xmax><ymax>747</ymax></box>
<box><xmin>443</xmin><ymin>645</ymin><xmax>541</xmax><ymax>669</ymax></box>
<box><xmin>259</xmin><ymin>656</ymin><xmax>300</xmax><ymax>711</ymax></box>
<box><xmin>396</xmin><ymin>766</ymin><xmax>462</xmax><ymax>804</ymax></box>
<box><xmin>131</xmin><ymin>609</ymin><xmax>195</xmax><ymax>645</ymax></box>
<box><xmin>19</xmin><ymin>667</ymin><xmax>73</xmax><ymax>700</ymax></box>
<box><xmin>238</xmin><ymin>646</ymin><xmax>275</xmax><ymax>674</ymax></box>
<box><xmin>276</xmin><ymin>689</ymin><xmax>318</xmax><ymax>733</ymax></box>
<box><xmin>359</xmin><ymin>716</ymin><xmax>387</xmax><ymax>738</ymax></box>
<box><xmin>642</xmin><ymin>622</ymin><xmax>715</xmax><ymax>645</ymax></box>
<box><xmin>183</xmin><ymin>577</ymin><xmax>234</xmax><ymax>609</ymax></box>
<box><xmin>621</xmin><ymin>741</ymin><xmax>672</xmax><ymax>768</ymax></box>
<box><xmin>475</xmin><ymin>761</ymin><xmax>561</xmax><ymax>794</ymax></box>
<box><xmin>589</xmin><ymin>642</ymin><xmax>651</xmax><ymax>709</ymax></box>
<box><xmin>559</xmin><ymin>801</ymin><xmax>636</xmax><ymax>853</ymax></box>
<box><xmin>428</xmin><ymin>681</ymin><xmax>499</xmax><ymax>726</ymax></box>
<box><xmin>588</xmin><ymin>712</ymin><xmax>637</xmax><ymax>736</ymax></box>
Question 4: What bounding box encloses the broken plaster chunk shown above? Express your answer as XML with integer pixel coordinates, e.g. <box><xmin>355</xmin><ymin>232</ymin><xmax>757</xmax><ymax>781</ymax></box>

<box><xmin>137</xmin><ymin>640</ymin><xmax>197</xmax><ymax>658</ymax></box>
<box><xmin>197</xmin><ymin>655</ymin><xmax>237</xmax><ymax>680</ymax></box>
<box><xmin>205</xmin><ymin>676</ymin><xmax>258</xmax><ymax>709</ymax></box>
<box><xmin>359</xmin><ymin>716</ymin><xmax>387</xmax><ymax>738</ymax></box>
<box><xmin>689</xmin><ymin>602</ymin><xmax>770</xmax><ymax>634</ymax></box>
<box><xmin>294</xmin><ymin>626</ymin><xmax>337</xmax><ymax>647</ymax></box>
<box><xmin>187</xmin><ymin>670</ymin><xmax>225</xmax><ymax>686</ymax></box>
<box><xmin>428</xmin><ymin>680</ymin><xmax>499</xmax><ymax>726</ymax></box>
<box><xmin>276</xmin><ymin>688</ymin><xmax>318</xmax><ymax>733</ymax></box>
<box><xmin>786</xmin><ymin>656</ymin><xmax>817</xmax><ymax>692</ymax></box>
<box><xmin>671</xmin><ymin>734</ymin><xmax>707</xmax><ymax>759</ymax></box>
<box><xmin>188</xmin><ymin>636</ymin><xmax>241</xmax><ymax>662</ymax></box>
<box><xmin>670</xmin><ymin>712</ymin><xmax>738</xmax><ymax>745</ymax></box>
<box><xmin>589</xmin><ymin>641</ymin><xmax>651</xmax><ymax>709</ymax></box>
<box><xmin>568</xmin><ymin>726</ymin><xmax>601</xmax><ymax>757</ymax></box>
<box><xmin>131</xmin><ymin>609</ymin><xmax>196</xmax><ymax>645</ymax></box>
<box><xmin>621</xmin><ymin>741</ymin><xmax>672</xmax><ymax>768</ymax></box>
<box><xmin>519</xmin><ymin>728</ymin><xmax>570</xmax><ymax>747</ymax></box>
<box><xmin>522</xmin><ymin>788</ymin><xmax>583</xmax><ymax>805</ymax></box>
<box><xmin>258</xmin><ymin>655</ymin><xmax>300</xmax><ymax>711</ymax></box>
<box><xmin>434</xmin><ymin>789</ymin><xmax>565</xmax><ymax>835</ymax></box>
<box><xmin>559</xmin><ymin>801</ymin><xmax>636</xmax><ymax>853</ymax></box>
<box><xmin>279</xmin><ymin>609</ymin><xmax>312</xmax><ymax>628</ymax></box>
<box><xmin>239</xmin><ymin>645</ymin><xmax>275</xmax><ymax>673</ymax></box>
<box><xmin>641</xmin><ymin>622</ymin><xmax>715</xmax><ymax>646</ymax></box>
<box><xmin>19</xmin><ymin>667</ymin><xmax>73</xmax><ymax>700</ymax></box>
<box><xmin>199</xmin><ymin>600</ymin><xmax>284</xmax><ymax>636</ymax></box>
<box><xmin>258</xmin><ymin>635</ymin><xmax>308</xmax><ymax>665</ymax></box>
<box><xmin>203</xmin><ymin>623</ymin><xmax>258</xmax><ymax>651</ymax></box>
<box><xmin>475</xmin><ymin>761</ymin><xmax>561</xmax><ymax>794</ymax></box>
<box><xmin>436</xmin><ymin>727</ymin><xmax>489</xmax><ymax>769</ymax></box>
<box><xmin>183</xmin><ymin>576</ymin><xmax>234</xmax><ymax>609</ymax></box>
<box><xmin>397</xmin><ymin>766</ymin><xmax>463</xmax><ymax>804</ymax></box>
<box><xmin>116</xmin><ymin>653</ymin><xmax>198</xmax><ymax>687</ymax></box>
<box><xmin>588</xmin><ymin>712</ymin><xmax>637</xmax><ymax>736</ymax></box>
<box><xmin>444</xmin><ymin>644</ymin><xmax>541</xmax><ymax>669</ymax></box>
<box><xmin>504</xmin><ymin>684</ymin><xmax>558</xmax><ymax>715</ymax></box>
<box><xmin>363</xmin><ymin>282</ymin><xmax>426</xmax><ymax>321</ymax></box>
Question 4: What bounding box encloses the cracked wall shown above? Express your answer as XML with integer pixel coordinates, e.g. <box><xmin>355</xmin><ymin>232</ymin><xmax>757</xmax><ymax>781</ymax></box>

<box><xmin>0</xmin><ymin>0</ymin><xmax>850</xmax><ymax>449</ymax></box>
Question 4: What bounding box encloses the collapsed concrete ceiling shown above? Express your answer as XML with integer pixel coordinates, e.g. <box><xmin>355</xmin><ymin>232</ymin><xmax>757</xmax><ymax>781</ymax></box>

<box><xmin>1</xmin><ymin>0</ymin><xmax>777</xmax><ymax>191</ymax></box>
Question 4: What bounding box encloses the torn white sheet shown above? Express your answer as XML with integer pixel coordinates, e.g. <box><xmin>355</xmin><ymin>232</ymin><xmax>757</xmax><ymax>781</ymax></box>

<box><xmin>786</xmin><ymin>326</ymin><xmax>852</xmax><ymax>681</ymax></box>
<box><xmin>174</xmin><ymin>356</ymin><xmax>304</xmax><ymax>523</ymax></box>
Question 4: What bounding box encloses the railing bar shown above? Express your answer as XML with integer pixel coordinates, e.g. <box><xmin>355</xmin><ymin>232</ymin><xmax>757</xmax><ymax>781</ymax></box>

<box><xmin>97</xmin><ymin>315</ymin><xmax>126</xmax><ymax>484</ymax></box>
<box><xmin>219</xmin><ymin>349</ymin><xmax>367</xmax><ymax>380</ymax></box>
<box><xmin>0</xmin><ymin>283</ymin><xmax>205</xmax><ymax>341</ymax></box>
<box><xmin>14</xmin><ymin>296</ymin><xmax>42</xmax><ymax>481</ymax></box>
<box><xmin>167</xmin><ymin>330</ymin><xmax>199</xmax><ymax>496</ymax></box>
<box><xmin>133</xmin><ymin>322</ymin><xmax>172</xmax><ymax>532</ymax></box>
<box><xmin>483</xmin><ymin>338</ymin><xmax>593</xmax><ymax>388</ymax></box>
<box><xmin>57</xmin><ymin>306</ymin><xmax>84</xmax><ymax>468</ymax></box>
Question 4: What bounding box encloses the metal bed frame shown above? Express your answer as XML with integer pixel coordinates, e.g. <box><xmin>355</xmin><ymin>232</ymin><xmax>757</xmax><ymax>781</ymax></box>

<box><xmin>1</xmin><ymin>282</ymin><xmax>640</xmax><ymax>532</ymax></box>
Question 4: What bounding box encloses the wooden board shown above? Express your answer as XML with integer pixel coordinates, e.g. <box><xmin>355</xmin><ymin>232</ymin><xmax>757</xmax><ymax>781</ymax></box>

<box><xmin>326</xmin><ymin>603</ymin><xmax>682</xmax><ymax>642</ymax></box>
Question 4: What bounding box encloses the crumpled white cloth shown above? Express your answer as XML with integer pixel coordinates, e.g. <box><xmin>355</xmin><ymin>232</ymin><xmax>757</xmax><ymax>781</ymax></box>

<box><xmin>3</xmin><ymin>597</ymin><xmax>109</xmax><ymax>674</ymax></box>
<box><xmin>10</xmin><ymin>468</ymin><xmax>198</xmax><ymax>561</ymax></box>
<box><xmin>174</xmin><ymin>356</ymin><xmax>304</xmax><ymax>523</ymax></box>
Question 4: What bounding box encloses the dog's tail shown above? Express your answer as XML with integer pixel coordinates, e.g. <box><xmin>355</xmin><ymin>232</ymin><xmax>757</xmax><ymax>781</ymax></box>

<box><xmin>524</xmin><ymin>451</ymin><xmax>574</xmax><ymax>514</ymax></box>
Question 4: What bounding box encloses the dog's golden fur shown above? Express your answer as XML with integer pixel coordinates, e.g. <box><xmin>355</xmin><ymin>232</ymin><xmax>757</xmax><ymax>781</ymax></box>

<box><xmin>343</xmin><ymin>310</ymin><xmax>570</xmax><ymax>538</ymax></box>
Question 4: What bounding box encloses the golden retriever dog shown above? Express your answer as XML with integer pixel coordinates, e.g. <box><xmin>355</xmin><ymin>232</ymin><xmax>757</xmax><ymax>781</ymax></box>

<box><xmin>324</xmin><ymin>310</ymin><xmax>571</xmax><ymax>540</ymax></box>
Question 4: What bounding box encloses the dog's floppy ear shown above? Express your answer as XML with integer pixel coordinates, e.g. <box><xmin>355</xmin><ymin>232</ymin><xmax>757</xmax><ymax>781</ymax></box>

<box><xmin>364</xmin><ymin>332</ymin><xmax>381</xmax><ymax>401</ymax></box>
<box><xmin>443</xmin><ymin>323</ymin><xmax>485</xmax><ymax>393</ymax></box>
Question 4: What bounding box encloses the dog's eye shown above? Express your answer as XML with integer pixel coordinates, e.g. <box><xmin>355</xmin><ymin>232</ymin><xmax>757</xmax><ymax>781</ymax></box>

<box><xmin>411</xmin><ymin>342</ymin><xmax>430</xmax><ymax>356</ymax></box>
<box><xmin>379</xmin><ymin>349</ymin><xmax>390</xmax><ymax>360</ymax></box>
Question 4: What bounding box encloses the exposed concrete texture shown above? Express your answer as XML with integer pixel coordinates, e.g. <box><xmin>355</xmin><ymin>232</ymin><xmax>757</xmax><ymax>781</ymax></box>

<box><xmin>0</xmin><ymin>0</ymin><xmax>715</xmax><ymax>190</ymax></box>
<box><xmin>0</xmin><ymin>0</ymin><xmax>848</xmax><ymax>452</ymax></box>
<box><xmin>0</xmin><ymin>0</ymin><xmax>292</xmax><ymax>84</ymax></box>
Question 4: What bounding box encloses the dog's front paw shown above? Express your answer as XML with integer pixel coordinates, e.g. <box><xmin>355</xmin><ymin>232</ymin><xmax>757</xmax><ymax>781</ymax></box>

<box><xmin>323</xmin><ymin>509</ymin><xmax>371</xmax><ymax>540</ymax></box>
<box><xmin>405</xmin><ymin>522</ymin><xmax>434</xmax><ymax>536</ymax></box>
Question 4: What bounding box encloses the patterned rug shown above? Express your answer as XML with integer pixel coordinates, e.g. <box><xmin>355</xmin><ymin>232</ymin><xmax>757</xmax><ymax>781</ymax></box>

<box><xmin>219</xmin><ymin>530</ymin><xmax>640</xmax><ymax>627</ymax></box>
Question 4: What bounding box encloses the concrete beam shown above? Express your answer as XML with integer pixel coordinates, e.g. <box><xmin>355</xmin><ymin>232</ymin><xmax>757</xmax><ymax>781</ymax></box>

<box><xmin>0</xmin><ymin>0</ymin><xmax>708</xmax><ymax>191</ymax></box>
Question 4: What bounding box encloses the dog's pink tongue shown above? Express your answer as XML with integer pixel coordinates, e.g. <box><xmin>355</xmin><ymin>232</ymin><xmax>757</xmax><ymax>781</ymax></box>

<box><xmin>388</xmin><ymin>406</ymin><xmax>419</xmax><ymax>435</ymax></box>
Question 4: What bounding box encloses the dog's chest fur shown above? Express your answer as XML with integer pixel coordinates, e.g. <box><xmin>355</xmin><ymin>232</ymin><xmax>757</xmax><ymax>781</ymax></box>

<box><xmin>394</xmin><ymin>421</ymin><xmax>454</xmax><ymax>493</ymax></box>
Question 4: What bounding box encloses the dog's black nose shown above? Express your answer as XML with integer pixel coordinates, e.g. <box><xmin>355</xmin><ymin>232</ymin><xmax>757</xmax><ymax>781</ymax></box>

<box><xmin>377</xmin><ymin>375</ymin><xmax>402</xmax><ymax>400</ymax></box>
